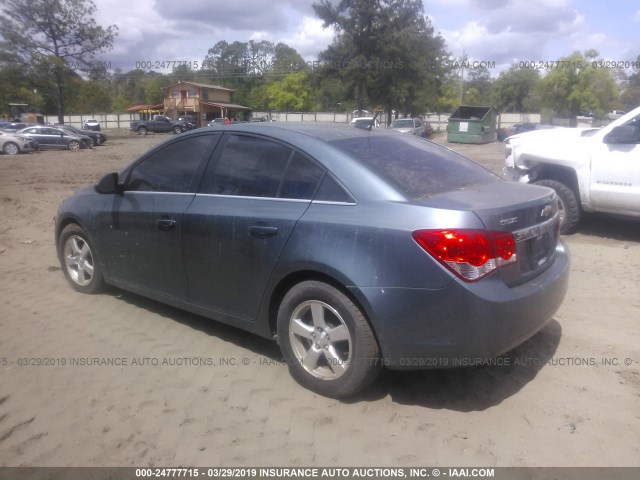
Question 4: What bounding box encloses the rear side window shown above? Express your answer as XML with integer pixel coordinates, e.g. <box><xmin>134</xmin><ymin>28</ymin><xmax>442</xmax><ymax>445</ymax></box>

<box><xmin>127</xmin><ymin>135</ymin><xmax>215</xmax><ymax>193</ymax></box>
<box><xmin>203</xmin><ymin>135</ymin><xmax>292</xmax><ymax>197</ymax></box>
<box><xmin>329</xmin><ymin>135</ymin><xmax>499</xmax><ymax>199</ymax></box>
<box><xmin>279</xmin><ymin>152</ymin><xmax>325</xmax><ymax>199</ymax></box>
<box><xmin>200</xmin><ymin>135</ymin><xmax>326</xmax><ymax>200</ymax></box>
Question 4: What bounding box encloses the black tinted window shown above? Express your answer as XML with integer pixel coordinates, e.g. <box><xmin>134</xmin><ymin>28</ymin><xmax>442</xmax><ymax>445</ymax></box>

<box><xmin>329</xmin><ymin>135</ymin><xmax>499</xmax><ymax>199</ymax></box>
<box><xmin>127</xmin><ymin>135</ymin><xmax>214</xmax><ymax>193</ymax></box>
<box><xmin>314</xmin><ymin>175</ymin><xmax>354</xmax><ymax>203</ymax></box>
<box><xmin>203</xmin><ymin>135</ymin><xmax>292</xmax><ymax>197</ymax></box>
<box><xmin>280</xmin><ymin>153</ymin><xmax>325</xmax><ymax>199</ymax></box>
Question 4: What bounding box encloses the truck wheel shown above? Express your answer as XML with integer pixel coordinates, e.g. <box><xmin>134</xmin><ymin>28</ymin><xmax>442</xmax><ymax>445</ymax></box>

<box><xmin>173</xmin><ymin>126</ymin><xmax>183</xmax><ymax>134</ymax></box>
<box><xmin>534</xmin><ymin>179</ymin><xmax>580</xmax><ymax>234</ymax></box>
<box><xmin>277</xmin><ymin>281</ymin><xmax>382</xmax><ymax>398</ymax></box>
<box><xmin>138</xmin><ymin>126</ymin><xmax>148</xmax><ymax>135</ymax></box>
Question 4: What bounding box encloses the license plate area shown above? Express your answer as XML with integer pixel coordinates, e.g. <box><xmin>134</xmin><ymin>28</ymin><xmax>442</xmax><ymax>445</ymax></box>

<box><xmin>527</xmin><ymin>232</ymin><xmax>550</xmax><ymax>269</ymax></box>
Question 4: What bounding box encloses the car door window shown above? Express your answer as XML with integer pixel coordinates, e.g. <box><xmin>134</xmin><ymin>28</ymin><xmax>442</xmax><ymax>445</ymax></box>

<box><xmin>127</xmin><ymin>135</ymin><xmax>214</xmax><ymax>193</ymax></box>
<box><xmin>279</xmin><ymin>152</ymin><xmax>325</xmax><ymax>199</ymax></box>
<box><xmin>202</xmin><ymin>135</ymin><xmax>293</xmax><ymax>197</ymax></box>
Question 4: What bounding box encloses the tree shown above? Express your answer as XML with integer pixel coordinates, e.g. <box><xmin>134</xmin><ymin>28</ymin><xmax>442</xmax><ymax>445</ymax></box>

<box><xmin>491</xmin><ymin>66</ymin><xmax>541</xmax><ymax>112</ymax></box>
<box><xmin>266</xmin><ymin>72</ymin><xmax>318</xmax><ymax>111</ymax></box>
<box><xmin>539</xmin><ymin>50</ymin><xmax>619</xmax><ymax>124</ymax></box>
<box><xmin>0</xmin><ymin>0</ymin><xmax>117</xmax><ymax>123</ymax></box>
<box><xmin>313</xmin><ymin>0</ymin><xmax>449</xmax><ymax>124</ymax></box>
<box><xmin>620</xmin><ymin>55</ymin><xmax>640</xmax><ymax>112</ymax></box>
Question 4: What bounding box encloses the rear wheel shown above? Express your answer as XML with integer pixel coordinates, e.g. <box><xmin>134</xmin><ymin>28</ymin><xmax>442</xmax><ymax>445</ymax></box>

<box><xmin>534</xmin><ymin>179</ymin><xmax>580</xmax><ymax>234</ymax></box>
<box><xmin>95</xmin><ymin>136</ymin><xmax>103</xmax><ymax>145</ymax></box>
<box><xmin>138</xmin><ymin>126</ymin><xmax>148</xmax><ymax>135</ymax></box>
<box><xmin>3</xmin><ymin>142</ymin><xmax>19</xmax><ymax>155</ymax></box>
<box><xmin>277</xmin><ymin>281</ymin><xmax>381</xmax><ymax>398</ymax></box>
<box><xmin>58</xmin><ymin>224</ymin><xmax>104</xmax><ymax>294</ymax></box>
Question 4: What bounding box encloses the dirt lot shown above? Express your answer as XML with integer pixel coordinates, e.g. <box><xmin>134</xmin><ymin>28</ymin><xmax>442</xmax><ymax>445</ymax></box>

<box><xmin>0</xmin><ymin>130</ymin><xmax>638</xmax><ymax>468</ymax></box>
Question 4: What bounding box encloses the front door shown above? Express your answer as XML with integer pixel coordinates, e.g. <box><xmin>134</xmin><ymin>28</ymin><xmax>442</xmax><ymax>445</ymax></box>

<box><xmin>96</xmin><ymin>133</ymin><xmax>219</xmax><ymax>300</ymax></box>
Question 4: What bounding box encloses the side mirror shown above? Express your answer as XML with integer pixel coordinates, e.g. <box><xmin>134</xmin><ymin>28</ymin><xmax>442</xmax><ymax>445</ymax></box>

<box><xmin>604</xmin><ymin>124</ymin><xmax>640</xmax><ymax>144</ymax></box>
<box><xmin>95</xmin><ymin>172</ymin><xmax>120</xmax><ymax>194</ymax></box>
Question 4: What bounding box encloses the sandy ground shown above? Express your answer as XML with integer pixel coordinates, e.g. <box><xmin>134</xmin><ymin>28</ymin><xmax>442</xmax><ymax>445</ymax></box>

<box><xmin>0</xmin><ymin>130</ymin><xmax>639</xmax><ymax>468</ymax></box>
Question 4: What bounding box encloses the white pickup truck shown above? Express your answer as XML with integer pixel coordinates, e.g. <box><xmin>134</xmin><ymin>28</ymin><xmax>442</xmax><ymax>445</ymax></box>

<box><xmin>503</xmin><ymin>106</ymin><xmax>640</xmax><ymax>234</ymax></box>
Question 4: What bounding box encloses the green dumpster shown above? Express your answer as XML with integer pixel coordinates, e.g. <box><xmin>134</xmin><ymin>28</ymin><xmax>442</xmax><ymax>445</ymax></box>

<box><xmin>447</xmin><ymin>105</ymin><xmax>498</xmax><ymax>144</ymax></box>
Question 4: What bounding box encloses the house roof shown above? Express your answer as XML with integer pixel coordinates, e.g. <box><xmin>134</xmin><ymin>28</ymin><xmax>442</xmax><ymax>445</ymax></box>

<box><xmin>200</xmin><ymin>101</ymin><xmax>252</xmax><ymax>111</ymax></box>
<box><xmin>162</xmin><ymin>81</ymin><xmax>235</xmax><ymax>92</ymax></box>
<box><xmin>127</xmin><ymin>103</ymin><xmax>164</xmax><ymax>112</ymax></box>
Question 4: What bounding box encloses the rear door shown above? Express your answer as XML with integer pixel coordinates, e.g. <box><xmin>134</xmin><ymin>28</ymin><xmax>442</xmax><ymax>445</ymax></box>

<box><xmin>182</xmin><ymin>133</ymin><xmax>326</xmax><ymax>320</ymax></box>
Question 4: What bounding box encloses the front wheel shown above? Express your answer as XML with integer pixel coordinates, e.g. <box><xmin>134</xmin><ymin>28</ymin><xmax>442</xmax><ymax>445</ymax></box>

<box><xmin>173</xmin><ymin>126</ymin><xmax>183</xmax><ymax>134</ymax></box>
<box><xmin>534</xmin><ymin>179</ymin><xmax>580</xmax><ymax>234</ymax></box>
<box><xmin>277</xmin><ymin>281</ymin><xmax>381</xmax><ymax>398</ymax></box>
<box><xmin>68</xmin><ymin>140</ymin><xmax>81</xmax><ymax>151</ymax></box>
<box><xmin>3</xmin><ymin>142</ymin><xmax>19</xmax><ymax>155</ymax></box>
<box><xmin>57</xmin><ymin>224</ymin><xmax>104</xmax><ymax>294</ymax></box>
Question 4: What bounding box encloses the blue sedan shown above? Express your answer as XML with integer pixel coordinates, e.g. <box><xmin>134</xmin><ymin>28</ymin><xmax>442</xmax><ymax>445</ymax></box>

<box><xmin>55</xmin><ymin>123</ymin><xmax>569</xmax><ymax>398</ymax></box>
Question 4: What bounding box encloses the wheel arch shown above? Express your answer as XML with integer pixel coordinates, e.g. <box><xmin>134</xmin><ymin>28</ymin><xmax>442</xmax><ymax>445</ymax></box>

<box><xmin>527</xmin><ymin>162</ymin><xmax>581</xmax><ymax>199</ymax></box>
<box><xmin>266</xmin><ymin>270</ymin><xmax>382</xmax><ymax>351</ymax></box>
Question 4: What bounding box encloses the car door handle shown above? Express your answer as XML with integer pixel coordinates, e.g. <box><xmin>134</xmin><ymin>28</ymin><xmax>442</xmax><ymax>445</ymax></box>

<box><xmin>250</xmin><ymin>225</ymin><xmax>278</xmax><ymax>239</ymax></box>
<box><xmin>156</xmin><ymin>217</ymin><xmax>177</xmax><ymax>231</ymax></box>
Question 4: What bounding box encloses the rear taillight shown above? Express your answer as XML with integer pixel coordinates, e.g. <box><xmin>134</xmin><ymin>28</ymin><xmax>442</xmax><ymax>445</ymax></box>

<box><xmin>412</xmin><ymin>229</ymin><xmax>517</xmax><ymax>281</ymax></box>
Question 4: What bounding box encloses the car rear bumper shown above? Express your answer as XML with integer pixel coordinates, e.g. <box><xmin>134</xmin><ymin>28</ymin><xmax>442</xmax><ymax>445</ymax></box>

<box><xmin>351</xmin><ymin>240</ymin><xmax>570</xmax><ymax>369</ymax></box>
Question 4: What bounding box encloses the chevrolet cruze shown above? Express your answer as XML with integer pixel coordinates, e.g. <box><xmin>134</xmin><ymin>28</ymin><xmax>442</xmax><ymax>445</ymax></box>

<box><xmin>55</xmin><ymin>123</ymin><xmax>570</xmax><ymax>398</ymax></box>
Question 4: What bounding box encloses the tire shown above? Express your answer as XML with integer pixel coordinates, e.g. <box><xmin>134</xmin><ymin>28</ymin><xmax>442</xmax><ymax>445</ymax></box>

<box><xmin>3</xmin><ymin>142</ymin><xmax>19</xmax><ymax>155</ymax></box>
<box><xmin>95</xmin><ymin>136</ymin><xmax>103</xmax><ymax>146</ymax></box>
<box><xmin>138</xmin><ymin>126</ymin><xmax>148</xmax><ymax>135</ymax></box>
<box><xmin>277</xmin><ymin>281</ymin><xmax>381</xmax><ymax>398</ymax></box>
<box><xmin>88</xmin><ymin>138</ymin><xmax>96</xmax><ymax>148</ymax></box>
<box><xmin>68</xmin><ymin>140</ymin><xmax>81</xmax><ymax>151</ymax></box>
<box><xmin>173</xmin><ymin>126</ymin><xmax>183</xmax><ymax>134</ymax></box>
<box><xmin>534</xmin><ymin>179</ymin><xmax>580</xmax><ymax>234</ymax></box>
<box><xmin>57</xmin><ymin>224</ymin><xmax>104</xmax><ymax>294</ymax></box>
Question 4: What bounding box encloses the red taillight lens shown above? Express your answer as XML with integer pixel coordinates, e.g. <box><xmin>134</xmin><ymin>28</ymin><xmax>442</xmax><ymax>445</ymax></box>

<box><xmin>412</xmin><ymin>229</ymin><xmax>517</xmax><ymax>281</ymax></box>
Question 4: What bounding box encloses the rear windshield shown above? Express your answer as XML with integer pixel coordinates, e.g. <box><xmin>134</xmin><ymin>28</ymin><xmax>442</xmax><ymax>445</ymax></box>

<box><xmin>329</xmin><ymin>134</ymin><xmax>499</xmax><ymax>199</ymax></box>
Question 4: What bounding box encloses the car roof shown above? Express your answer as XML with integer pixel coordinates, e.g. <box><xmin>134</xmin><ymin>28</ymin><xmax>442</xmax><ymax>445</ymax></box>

<box><xmin>201</xmin><ymin>122</ymin><xmax>397</xmax><ymax>143</ymax></box>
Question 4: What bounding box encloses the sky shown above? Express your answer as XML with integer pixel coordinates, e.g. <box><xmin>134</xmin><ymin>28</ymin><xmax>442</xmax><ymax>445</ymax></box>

<box><xmin>93</xmin><ymin>0</ymin><xmax>640</xmax><ymax>77</ymax></box>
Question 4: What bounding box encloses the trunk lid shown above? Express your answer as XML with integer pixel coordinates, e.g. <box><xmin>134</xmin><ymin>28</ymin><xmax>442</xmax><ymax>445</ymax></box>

<box><xmin>418</xmin><ymin>181</ymin><xmax>560</xmax><ymax>286</ymax></box>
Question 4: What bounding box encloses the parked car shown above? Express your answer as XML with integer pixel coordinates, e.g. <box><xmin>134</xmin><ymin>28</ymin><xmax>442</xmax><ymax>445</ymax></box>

<box><xmin>388</xmin><ymin>118</ymin><xmax>433</xmax><ymax>138</ymax></box>
<box><xmin>207</xmin><ymin>118</ymin><xmax>227</xmax><ymax>126</ymax></box>
<box><xmin>497</xmin><ymin>123</ymin><xmax>555</xmax><ymax>142</ymax></box>
<box><xmin>83</xmin><ymin>119</ymin><xmax>101</xmax><ymax>131</ymax></box>
<box><xmin>18</xmin><ymin>126</ymin><xmax>92</xmax><ymax>150</ymax></box>
<box><xmin>55</xmin><ymin>123</ymin><xmax>570</xmax><ymax>398</ymax></box>
<box><xmin>178</xmin><ymin>116</ymin><xmax>198</xmax><ymax>130</ymax></box>
<box><xmin>2</xmin><ymin>122</ymin><xmax>40</xmax><ymax>132</ymax></box>
<box><xmin>350</xmin><ymin>116</ymin><xmax>380</xmax><ymax>129</ymax></box>
<box><xmin>504</xmin><ymin>105</ymin><xmax>640</xmax><ymax>234</ymax></box>
<box><xmin>56</xmin><ymin>125</ymin><xmax>107</xmax><ymax>146</ymax></box>
<box><xmin>0</xmin><ymin>130</ymin><xmax>38</xmax><ymax>155</ymax></box>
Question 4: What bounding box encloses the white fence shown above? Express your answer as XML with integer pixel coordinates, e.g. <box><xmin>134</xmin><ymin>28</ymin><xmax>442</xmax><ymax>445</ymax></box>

<box><xmin>44</xmin><ymin>111</ymin><xmax>594</xmax><ymax>130</ymax></box>
<box><xmin>43</xmin><ymin>113</ymin><xmax>141</xmax><ymax>129</ymax></box>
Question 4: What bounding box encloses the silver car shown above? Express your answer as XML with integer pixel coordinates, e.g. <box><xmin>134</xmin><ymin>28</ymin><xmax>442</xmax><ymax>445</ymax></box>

<box><xmin>0</xmin><ymin>130</ymin><xmax>38</xmax><ymax>155</ymax></box>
